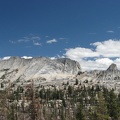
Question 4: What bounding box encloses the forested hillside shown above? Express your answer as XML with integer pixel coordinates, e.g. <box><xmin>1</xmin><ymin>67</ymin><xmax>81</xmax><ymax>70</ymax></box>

<box><xmin>0</xmin><ymin>80</ymin><xmax>120</xmax><ymax>120</ymax></box>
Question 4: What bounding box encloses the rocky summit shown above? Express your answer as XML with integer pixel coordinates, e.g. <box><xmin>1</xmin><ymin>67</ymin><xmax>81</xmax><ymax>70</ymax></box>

<box><xmin>0</xmin><ymin>57</ymin><xmax>81</xmax><ymax>87</ymax></box>
<box><xmin>77</xmin><ymin>63</ymin><xmax>120</xmax><ymax>93</ymax></box>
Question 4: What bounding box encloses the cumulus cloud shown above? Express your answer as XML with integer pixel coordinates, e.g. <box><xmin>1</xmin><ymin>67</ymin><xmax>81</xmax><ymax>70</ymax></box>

<box><xmin>93</xmin><ymin>39</ymin><xmax>120</xmax><ymax>57</ymax></box>
<box><xmin>46</xmin><ymin>38</ymin><xmax>57</xmax><ymax>44</ymax></box>
<box><xmin>65</xmin><ymin>47</ymin><xmax>99</xmax><ymax>59</ymax></box>
<box><xmin>77</xmin><ymin>59</ymin><xmax>113</xmax><ymax>71</ymax></box>
<box><xmin>64</xmin><ymin>39</ymin><xmax>120</xmax><ymax>71</ymax></box>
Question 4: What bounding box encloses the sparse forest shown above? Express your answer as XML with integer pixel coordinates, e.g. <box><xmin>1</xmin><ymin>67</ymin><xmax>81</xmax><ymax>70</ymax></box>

<box><xmin>0</xmin><ymin>80</ymin><xmax>120</xmax><ymax>120</ymax></box>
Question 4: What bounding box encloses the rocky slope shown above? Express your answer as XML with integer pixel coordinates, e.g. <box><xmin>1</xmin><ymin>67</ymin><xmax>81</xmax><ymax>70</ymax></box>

<box><xmin>77</xmin><ymin>63</ymin><xmax>120</xmax><ymax>92</ymax></box>
<box><xmin>0</xmin><ymin>57</ymin><xmax>81</xmax><ymax>87</ymax></box>
<box><xmin>1</xmin><ymin>56</ymin><xmax>120</xmax><ymax>92</ymax></box>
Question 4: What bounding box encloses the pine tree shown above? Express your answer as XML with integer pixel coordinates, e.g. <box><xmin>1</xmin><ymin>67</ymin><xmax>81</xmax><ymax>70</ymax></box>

<box><xmin>75</xmin><ymin>79</ymin><xmax>79</xmax><ymax>85</ymax></box>
<box><xmin>76</xmin><ymin>104</ymin><xmax>86</xmax><ymax>120</ymax></box>
<box><xmin>94</xmin><ymin>92</ymin><xmax>109</xmax><ymax>120</ymax></box>
<box><xmin>107</xmin><ymin>89</ymin><xmax>119</xmax><ymax>120</ymax></box>
<box><xmin>68</xmin><ymin>85</ymin><xmax>73</xmax><ymax>97</ymax></box>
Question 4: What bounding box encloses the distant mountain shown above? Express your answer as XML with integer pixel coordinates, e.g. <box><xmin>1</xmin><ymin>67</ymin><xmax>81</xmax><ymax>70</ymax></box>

<box><xmin>1</xmin><ymin>56</ymin><xmax>120</xmax><ymax>92</ymax></box>
<box><xmin>77</xmin><ymin>63</ymin><xmax>120</xmax><ymax>92</ymax></box>
<box><xmin>0</xmin><ymin>57</ymin><xmax>81</xmax><ymax>87</ymax></box>
<box><xmin>97</xmin><ymin>63</ymin><xmax>120</xmax><ymax>81</ymax></box>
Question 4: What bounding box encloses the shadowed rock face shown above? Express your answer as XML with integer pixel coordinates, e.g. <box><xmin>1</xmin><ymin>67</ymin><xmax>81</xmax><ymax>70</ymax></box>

<box><xmin>56</xmin><ymin>58</ymin><xmax>81</xmax><ymax>74</ymax></box>
<box><xmin>0</xmin><ymin>57</ymin><xmax>81</xmax><ymax>83</ymax></box>
<box><xmin>96</xmin><ymin>63</ymin><xmax>120</xmax><ymax>81</ymax></box>
<box><xmin>106</xmin><ymin>63</ymin><xmax>118</xmax><ymax>72</ymax></box>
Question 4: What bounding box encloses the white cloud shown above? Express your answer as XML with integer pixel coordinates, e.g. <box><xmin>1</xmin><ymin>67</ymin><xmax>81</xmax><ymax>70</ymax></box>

<box><xmin>10</xmin><ymin>35</ymin><xmax>41</xmax><ymax>46</ymax></box>
<box><xmin>18</xmin><ymin>36</ymin><xmax>40</xmax><ymax>43</ymax></box>
<box><xmin>65</xmin><ymin>47</ymin><xmax>99</xmax><ymax>59</ymax></box>
<box><xmin>95</xmin><ymin>58</ymin><xmax>113</xmax><ymax>65</ymax></box>
<box><xmin>46</xmin><ymin>38</ymin><xmax>57</xmax><ymax>44</ymax></box>
<box><xmin>1</xmin><ymin>56</ymin><xmax>33</xmax><ymax>60</ymax></box>
<box><xmin>31</xmin><ymin>36</ymin><xmax>40</xmax><ymax>41</ymax></box>
<box><xmin>33</xmin><ymin>42</ymin><xmax>41</xmax><ymax>46</ymax></box>
<box><xmin>78</xmin><ymin>59</ymin><xmax>112</xmax><ymax>71</ymax></box>
<box><xmin>21</xmin><ymin>56</ymin><xmax>33</xmax><ymax>59</ymax></box>
<box><xmin>2</xmin><ymin>56</ymin><xmax>11</xmax><ymax>60</ymax></box>
<box><xmin>18</xmin><ymin>37</ymin><xmax>30</xmax><ymax>42</ymax></box>
<box><xmin>114</xmin><ymin>58</ymin><xmax>120</xmax><ymax>63</ymax></box>
<box><xmin>107</xmin><ymin>30</ymin><xmax>114</xmax><ymax>33</ymax></box>
<box><xmin>93</xmin><ymin>39</ymin><xmax>120</xmax><ymax>57</ymax></box>
<box><xmin>64</xmin><ymin>39</ymin><xmax>120</xmax><ymax>71</ymax></box>
<box><xmin>113</xmin><ymin>58</ymin><xmax>120</xmax><ymax>69</ymax></box>
<box><xmin>33</xmin><ymin>39</ymin><xmax>42</xmax><ymax>46</ymax></box>
<box><xmin>49</xmin><ymin>57</ymin><xmax>56</xmax><ymax>60</ymax></box>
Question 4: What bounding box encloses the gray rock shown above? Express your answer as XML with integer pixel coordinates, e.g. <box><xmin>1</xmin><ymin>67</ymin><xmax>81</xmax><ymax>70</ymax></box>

<box><xmin>77</xmin><ymin>63</ymin><xmax>120</xmax><ymax>92</ymax></box>
<box><xmin>106</xmin><ymin>63</ymin><xmax>118</xmax><ymax>72</ymax></box>
<box><xmin>0</xmin><ymin>57</ymin><xmax>81</xmax><ymax>85</ymax></box>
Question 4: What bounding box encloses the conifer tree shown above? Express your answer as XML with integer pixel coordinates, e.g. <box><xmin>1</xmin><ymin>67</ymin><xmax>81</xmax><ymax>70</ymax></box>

<box><xmin>107</xmin><ymin>89</ymin><xmax>119</xmax><ymax>120</ymax></box>
<box><xmin>76</xmin><ymin>104</ymin><xmax>86</xmax><ymax>120</ymax></box>
<box><xmin>93</xmin><ymin>92</ymin><xmax>109</xmax><ymax>120</ymax></box>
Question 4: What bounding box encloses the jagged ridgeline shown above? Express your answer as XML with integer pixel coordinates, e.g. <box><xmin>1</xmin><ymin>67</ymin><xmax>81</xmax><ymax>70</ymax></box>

<box><xmin>1</xmin><ymin>56</ymin><xmax>120</xmax><ymax>91</ymax></box>
<box><xmin>0</xmin><ymin>57</ymin><xmax>81</xmax><ymax>87</ymax></box>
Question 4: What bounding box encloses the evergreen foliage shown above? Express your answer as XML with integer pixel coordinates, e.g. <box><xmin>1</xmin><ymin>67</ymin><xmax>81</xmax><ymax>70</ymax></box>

<box><xmin>0</xmin><ymin>83</ymin><xmax>120</xmax><ymax>119</ymax></box>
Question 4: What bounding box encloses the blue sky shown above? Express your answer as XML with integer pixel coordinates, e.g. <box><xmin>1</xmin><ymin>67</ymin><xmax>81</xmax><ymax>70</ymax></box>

<box><xmin>1</xmin><ymin>0</ymin><xmax>120</xmax><ymax>70</ymax></box>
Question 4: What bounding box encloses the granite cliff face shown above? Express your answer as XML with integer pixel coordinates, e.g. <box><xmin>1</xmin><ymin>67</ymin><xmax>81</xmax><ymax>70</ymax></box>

<box><xmin>106</xmin><ymin>63</ymin><xmax>118</xmax><ymax>72</ymax></box>
<box><xmin>0</xmin><ymin>57</ymin><xmax>81</xmax><ymax>87</ymax></box>
<box><xmin>77</xmin><ymin>63</ymin><xmax>120</xmax><ymax>92</ymax></box>
<box><xmin>97</xmin><ymin>63</ymin><xmax>120</xmax><ymax>81</ymax></box>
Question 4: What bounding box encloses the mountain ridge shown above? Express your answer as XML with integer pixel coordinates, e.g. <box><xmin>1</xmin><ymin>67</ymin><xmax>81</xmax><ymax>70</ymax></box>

<box><xmin>1</xmin><ymin>56</ymin><xmax>120</xmax><ymax>92</ymax></box>
<box><xmin>0</xmin><ymin>56</ymin><xmax>81</xmax><ymax>87</ymax></box>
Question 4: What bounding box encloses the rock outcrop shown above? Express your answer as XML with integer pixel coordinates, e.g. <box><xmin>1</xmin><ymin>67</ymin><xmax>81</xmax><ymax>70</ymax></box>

<box><xmin>106</xmin><ymin>63</ymin><xmax>118</xmax><ymax>72</ymax></box>
<box><xmin>96</xmin><ymin>63</ymin><xmax>120</xmax><ymax>81</ymax></box>
<box><xmin>77</xmin><ymin>63</ymin><xmax>120</xmax><ymax>92</ymax></box>
<box><xmin>0</xmin><ymin>57</ymin><xmax>81</xmax><ymax>87</ymax></box>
